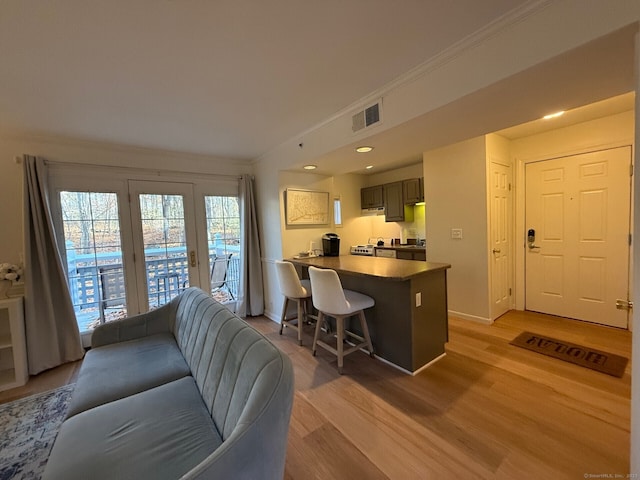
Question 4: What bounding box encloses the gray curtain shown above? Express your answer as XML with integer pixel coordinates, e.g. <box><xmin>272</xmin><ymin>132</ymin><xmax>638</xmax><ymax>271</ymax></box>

<box><xmin>237</xmin><ymin>175</ymin><xmax>264</xmax><ymax>316</ymax></box>
<box><xmin>23</xmin><ymin>155</ymin><xmax>84</xmax><ymax>375</ymax></box>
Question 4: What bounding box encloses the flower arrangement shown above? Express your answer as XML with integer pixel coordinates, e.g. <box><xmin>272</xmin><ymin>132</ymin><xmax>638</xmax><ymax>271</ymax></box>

<box><xmin>0</xmin><ymin>263</ymin><xmax>23</xmax><ymax>282</ymax></box>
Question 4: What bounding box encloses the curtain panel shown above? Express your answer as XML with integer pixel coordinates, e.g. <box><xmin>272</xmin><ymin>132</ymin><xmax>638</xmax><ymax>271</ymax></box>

<box><xmin>237</xmin><ymin>175</ymin><xmax>264</xmax><ymax>316</ymax></box>
<box><xmin>23</xmin><ymin>156</ymin><xmax>84</xmax><ymax>375</ymax></box>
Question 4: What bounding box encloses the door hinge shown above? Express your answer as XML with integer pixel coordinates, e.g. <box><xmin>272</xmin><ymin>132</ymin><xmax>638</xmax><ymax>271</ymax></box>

<box><xmin>509</xmin><ymin>287</ymin><xmax>512</xmax><ymax>296</ymax></box>
<box><xmin>615</xmin><ymin>299</ymin><xmax>633</xmax><ymax>311</ymax></box>
<box><xmin>133</xmin><ymin>252</ymin><xmax>136</xmax><ymax>263</ymax></box>
<box><xmin>508</xmin><ymin>183</ymin><xmax>512</xmax><ymax>191</ymax></box>
<box><xmin>630</xmin><ymin>233</ymin><xmax>633</xmax><ymax>246</ymax></box>
<box><xmin>630</xmin><ymin>164</ymin><xmax>634</xmax><ymax>177</ymax></box>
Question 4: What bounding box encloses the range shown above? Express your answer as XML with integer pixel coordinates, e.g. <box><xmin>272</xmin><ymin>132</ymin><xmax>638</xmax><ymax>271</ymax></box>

<box><xmin>350</xmin><ymin>245</ymin><xmax>375</xmax><ymax>256</ymax></box>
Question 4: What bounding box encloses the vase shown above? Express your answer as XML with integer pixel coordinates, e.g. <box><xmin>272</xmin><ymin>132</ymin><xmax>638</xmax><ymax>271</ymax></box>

<box><xmin>0</xmin><ymin>279</ymin><xmax>11</xmax><ymax>299</ymax></box>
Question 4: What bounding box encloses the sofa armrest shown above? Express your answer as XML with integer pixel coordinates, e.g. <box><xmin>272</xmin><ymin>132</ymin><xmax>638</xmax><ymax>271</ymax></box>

<box><xmin>181</xmin><ymin>356</ymin><xmax>294</xmax><ymax>480</ymax></box>
<box><xmin>91</xmin><ymin>301</ymin><xmax>174</xmax><ymax>348</ymax></box>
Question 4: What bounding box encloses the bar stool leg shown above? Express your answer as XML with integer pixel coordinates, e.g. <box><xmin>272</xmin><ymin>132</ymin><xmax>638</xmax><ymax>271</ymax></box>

<box><xmin>312</xmin><ymin>311</ymin><xmax>324</xmax><ymax>356</ymax></box>
<box><xmin>279</xmin><ymin>297</ymin><xmax>289</xmax><ymax>335</ymax></box>
<box><xmin>296</xmin><ymin>299</ymin><xmax>303</xmax><ymax>345</ymax></box>
<box><xmin>358</xmin><ymin>310</ymin><xmax>374</xmax><ymax>357</ymax></box>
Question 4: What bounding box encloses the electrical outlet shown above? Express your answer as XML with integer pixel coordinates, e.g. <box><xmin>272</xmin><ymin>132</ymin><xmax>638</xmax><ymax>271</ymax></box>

<box><xmin>451</xmin><ymin>228</ymin><xmax>463</xmax><ymax>239</ymax></box>
<box><xmin>416</xmin><ymin>292</ymin><xmax>422</xmax><ymax>307</ymax></box>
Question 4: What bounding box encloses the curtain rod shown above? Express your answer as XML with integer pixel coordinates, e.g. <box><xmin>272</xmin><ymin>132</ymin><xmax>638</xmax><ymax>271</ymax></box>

<box><xmin>40</xmin><ymin>158</ymin><xmax>245</xmax><ymax>180</ymax></box>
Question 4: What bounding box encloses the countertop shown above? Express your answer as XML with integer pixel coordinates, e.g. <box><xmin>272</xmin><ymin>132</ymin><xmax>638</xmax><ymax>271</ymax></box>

<box><xmin>287</xmin><ymin>255</ymin><xmax>449</xmax><ymax>281</ymax></box>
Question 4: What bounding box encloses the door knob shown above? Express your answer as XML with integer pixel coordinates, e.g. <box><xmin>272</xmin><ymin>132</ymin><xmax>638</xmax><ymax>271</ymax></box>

<box><xmin>492</xmin><ymin>249</ymin><xmax>501</xmax><ymax>254</ymax></box>
<box><xmin>528</xmin><ymin>244</ymin><xmax>541</xmax><ymax>250</ymax></box>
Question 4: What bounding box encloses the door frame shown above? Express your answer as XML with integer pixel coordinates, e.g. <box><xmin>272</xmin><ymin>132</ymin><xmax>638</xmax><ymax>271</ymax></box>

<box><xmin>514</xmin><ymin>142</ymin><xmax>635</xmax><ymax>330</ymax></box>
<box><xmin>48</xmin><ymin>163</ymin><xmax>240</xmax><ymax>340</ymax></box>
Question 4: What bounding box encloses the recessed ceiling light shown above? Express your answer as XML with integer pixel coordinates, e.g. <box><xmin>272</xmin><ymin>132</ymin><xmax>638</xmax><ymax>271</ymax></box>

<box><xmin>303</xmin><ymin>164</ymin><xmax>317</xmax><ymax>170</ymax></box>
<box><xmin>543</xmin><ymin>111</ymin><xmax>565</xmax><ymax>120</ymax></box>
<box><xmin>356</xmin><ymin>146</ymin><xmax>374</xmax><ymax>153</ymax></box>
<box><xmin>365</xmin><ymin>165</ymin><xmax>373</xmax><ymax>170</ymax></box>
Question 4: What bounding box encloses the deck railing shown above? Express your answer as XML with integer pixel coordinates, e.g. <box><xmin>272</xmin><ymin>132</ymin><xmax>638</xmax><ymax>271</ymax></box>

<box><xmin>65</xmin><ymin>243</ymin><xmax>240</xmax><ymax>331</ymax></box>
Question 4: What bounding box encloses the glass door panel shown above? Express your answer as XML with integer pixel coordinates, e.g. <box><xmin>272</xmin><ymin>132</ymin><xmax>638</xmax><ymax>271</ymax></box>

<box><xmin>129</xmin><ymin>181</ymin><xmax>200</xmax><ymax>312</ymax></box>
<box><xmin>59</xmin><ymin>191</ymin><xmax>127</xmax><ymax>332</ymax></box>
<box><xmin>203</xmin><ymin>195</ymin><xmax>240</xmax><ymax>305</ymax></box>
<box><xmin>138</xmin><ymin>193</ymin><xmax>190</xmax><ymax>308</ymax></box>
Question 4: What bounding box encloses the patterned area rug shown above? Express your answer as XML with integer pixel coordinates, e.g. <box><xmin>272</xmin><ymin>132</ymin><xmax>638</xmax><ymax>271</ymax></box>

<box><xmin>0</xmin><ymin>385</ymin><xmax>74</xmax><ymax>480</ymax></box>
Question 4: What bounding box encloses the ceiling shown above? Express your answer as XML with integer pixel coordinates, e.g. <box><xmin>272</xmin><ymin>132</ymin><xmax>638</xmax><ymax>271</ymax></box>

<box><xmin>1</xmin><ymin>2</ymin><xmax>636</xmax><ymax>176</ymax></box>
<box><xmin>0</xmin><ymin>0</ymin><xmax>533</xmax><ymax>160</ymax></box>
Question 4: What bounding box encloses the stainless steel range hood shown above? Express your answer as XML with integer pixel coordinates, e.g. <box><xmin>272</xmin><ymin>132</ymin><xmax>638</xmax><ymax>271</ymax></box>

<box><xmin>360</xmin><ymin>206</ymin><xmax>385</xmax><ymax>216</ymax></box>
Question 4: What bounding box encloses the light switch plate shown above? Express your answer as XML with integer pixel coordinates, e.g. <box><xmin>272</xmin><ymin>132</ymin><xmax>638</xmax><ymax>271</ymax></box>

<box><xmin>451</xmin><ymin>228</ymin><xmax>463</xmax><ymax>239</ymax></box>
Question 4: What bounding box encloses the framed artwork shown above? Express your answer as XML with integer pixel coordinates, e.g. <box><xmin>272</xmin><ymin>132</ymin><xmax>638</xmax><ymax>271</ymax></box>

<box><xmin>285</xmin><ymin>188</ymin><xmax>330</xmax><ymax>226</ymax></box>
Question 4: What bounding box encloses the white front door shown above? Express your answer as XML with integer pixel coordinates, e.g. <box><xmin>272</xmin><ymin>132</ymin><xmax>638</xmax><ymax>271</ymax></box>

<box><xmin>489</xmin><ymin>161</ymin><xmax>512</xmax><ymax>320</ymax></box>
<box><xmin>525</xmin><ymin>147</ymin><xmax>632</xmax><ymax>328</ymax></box>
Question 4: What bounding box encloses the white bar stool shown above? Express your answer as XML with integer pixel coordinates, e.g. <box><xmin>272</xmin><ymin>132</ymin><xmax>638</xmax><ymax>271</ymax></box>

<box><xmin>308</xmin><ymin>266</ymin><xmax>374</xmax><ymax>374</ymax></box>
<box><xmin>275</xmin><ymin>260</ymin><xmax>313</xmax><ymax>345</ymax></box>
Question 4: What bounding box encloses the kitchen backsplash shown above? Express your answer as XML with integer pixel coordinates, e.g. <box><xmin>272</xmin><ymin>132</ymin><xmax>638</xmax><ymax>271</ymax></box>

<box><xmin>369</xmin><ymin>204</ymin><xmax>425</xmax><ymax>243</ymax></box>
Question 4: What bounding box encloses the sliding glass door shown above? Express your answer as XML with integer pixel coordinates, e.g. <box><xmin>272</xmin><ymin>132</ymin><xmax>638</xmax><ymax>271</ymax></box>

<box><xmin>52</xmin><ymin>173</ymin><xmax>241</xmax><ymax>337</ymax></box>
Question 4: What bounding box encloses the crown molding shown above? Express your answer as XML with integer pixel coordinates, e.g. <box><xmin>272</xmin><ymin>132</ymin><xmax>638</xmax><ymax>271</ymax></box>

<box><xmin>260</xmin><ymin>0</ymin><xmax>553</xmax><ymax>161</ymax></box>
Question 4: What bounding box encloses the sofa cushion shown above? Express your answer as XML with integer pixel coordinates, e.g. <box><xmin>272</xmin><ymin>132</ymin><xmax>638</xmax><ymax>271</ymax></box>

<box><xmin>66</xmin><ymin>332</ymin><xmax>190</xmax><ymax>418</ymax></box>
<box><xmin>44</xmin><ymin>377</ymin><xmax>221</xmax><ymax>480</ymax></box>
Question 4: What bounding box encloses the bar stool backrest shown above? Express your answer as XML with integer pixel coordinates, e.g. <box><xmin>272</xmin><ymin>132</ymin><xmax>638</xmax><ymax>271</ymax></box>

<box><xmin>275</xmin><ymin>261</ymin><xmax>309</xmax><ymax>299</ymax></box>
<box><xmin>308</xmin><ymin>266</ymin><xmax>349</xmax><ymax>315</ymax></box>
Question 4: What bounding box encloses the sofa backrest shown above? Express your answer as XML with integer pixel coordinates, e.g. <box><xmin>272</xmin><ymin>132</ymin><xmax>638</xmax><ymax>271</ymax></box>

<box><xmin>168</xmin><ymin>288</ymin><xmax>293</xmax><ymax>478</ymax></box>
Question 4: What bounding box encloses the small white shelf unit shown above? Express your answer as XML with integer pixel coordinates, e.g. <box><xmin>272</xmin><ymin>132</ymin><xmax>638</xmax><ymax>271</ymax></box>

<box><xmin>0</xmin><ymin>297</ymin><xmax>28</xmax><ymax>391</ymax></box>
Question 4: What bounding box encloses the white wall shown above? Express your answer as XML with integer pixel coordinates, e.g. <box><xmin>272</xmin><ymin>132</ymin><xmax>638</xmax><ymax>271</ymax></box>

<box><xmin>423</xmin><ymin>136</ymin><xmax>490</xmax><ymax>322</ymax></box>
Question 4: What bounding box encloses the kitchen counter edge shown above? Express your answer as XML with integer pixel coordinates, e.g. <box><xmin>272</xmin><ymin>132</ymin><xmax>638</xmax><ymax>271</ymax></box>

<box><xmin>287</xmin><ymin>255</ymin><xmax>450</xmax><ymax>281</ymax></box>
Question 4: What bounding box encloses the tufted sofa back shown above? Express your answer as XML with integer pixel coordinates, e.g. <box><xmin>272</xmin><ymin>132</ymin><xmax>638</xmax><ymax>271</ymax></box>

<box><xmin>168</xmin><ymin>288</ymin><xmax>294</xmax><ymax>479</ymax></box>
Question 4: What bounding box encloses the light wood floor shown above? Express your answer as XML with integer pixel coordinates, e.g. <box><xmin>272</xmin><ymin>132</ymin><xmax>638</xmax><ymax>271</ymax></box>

<box><xmin>1</xmin><ymin>310</ymin><xmax>632</xmax><ymax>478</ymax></box>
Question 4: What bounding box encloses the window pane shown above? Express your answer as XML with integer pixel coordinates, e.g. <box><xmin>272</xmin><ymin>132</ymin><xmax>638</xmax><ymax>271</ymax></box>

<box><xmin>139</xmin><ymin>194</ymin><xmax>189</xmax><ymax>309</ymax></box>
<box><xmin>204</xmin><ymin>195</ymin><xmax>240</xmax><ymax>303</ymax></box>
<box><xmin>60</xmin><ymin>191</ymin><xmax>127</xmax><ymax>333</ymax></box>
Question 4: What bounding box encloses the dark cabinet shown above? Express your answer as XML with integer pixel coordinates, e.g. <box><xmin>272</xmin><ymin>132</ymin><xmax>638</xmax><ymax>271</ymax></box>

<box><xmin>396</xmin><ymin>249</ymin><xmax>426</xmax><ymax>261</ymax></box>
<box><xmin>403</xmin><ymin>177</ymin><xmax>424</xmax><ymax>204</ymax></box>
<box><xmin>384</xmin><ymin>182</ymin><xmax>414</xmax><ymax>222</ymax></box>
<box><xmin>360</xmin><ymin>185</ymin><xmax>383</xmax><ymax>209</ymax></box>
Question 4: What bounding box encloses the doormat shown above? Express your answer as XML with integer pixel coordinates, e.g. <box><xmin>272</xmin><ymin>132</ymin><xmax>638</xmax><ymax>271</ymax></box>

<box><xmin>510</xmin><ymin>331</ymin><xmax>628</xmax><ymax>378</ymax></box>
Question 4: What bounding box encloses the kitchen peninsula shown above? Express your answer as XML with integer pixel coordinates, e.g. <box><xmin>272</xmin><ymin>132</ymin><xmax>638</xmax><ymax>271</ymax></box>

<box><xmin>288</xmin><ymin>255</ymin><xmax>450</xmax><ymax>374</ymax></box>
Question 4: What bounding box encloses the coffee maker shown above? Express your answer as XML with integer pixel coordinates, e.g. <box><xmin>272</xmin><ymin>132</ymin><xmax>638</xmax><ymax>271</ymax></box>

<box><xmin>322</xmin><ymin>233</ymin><xmax>340</xmax><ymax>256</ymax></box>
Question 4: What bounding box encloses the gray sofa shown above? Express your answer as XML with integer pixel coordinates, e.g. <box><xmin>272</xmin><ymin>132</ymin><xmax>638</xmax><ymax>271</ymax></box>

<box><xmin>43</xmin><ymin>287</ymin><xmax>294</xmax><ymax>480</ymax></box>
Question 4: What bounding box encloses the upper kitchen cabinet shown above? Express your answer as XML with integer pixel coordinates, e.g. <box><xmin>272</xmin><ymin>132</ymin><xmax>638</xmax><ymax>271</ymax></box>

<box><xmin>384</xmin><ymin>181</ymin><xmax>414</xmax><ymax>222</ymax></box>
<box><xmin>403</xmin><ymin>178</ymin><xmax>424</xmax><ymax>204</ymax></box>
<box><xmin>361</xmin><ymin>185</ymin><xmax>384</xmax><ymax>209</ymax></box>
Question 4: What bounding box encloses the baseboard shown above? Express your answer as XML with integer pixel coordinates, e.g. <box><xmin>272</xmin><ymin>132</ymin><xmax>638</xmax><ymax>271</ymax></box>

<box><xmin>373</xmin><ymin>352</ymin><xmax>447</xmax><ymax>376</ymax></box>
<box><xmin>410</xmin><ymin>353</ymin><xmax>447</xmax><ymax>376</ymax></box>
<box><xmin>448</xmin><ymin>310</ymin><xmax>493</xmax><ymax>325</ymax></box>
<box><xmin>263</xmin><ymin>308</ymin><xmax>280</xmax><ymax>323</ymax></box>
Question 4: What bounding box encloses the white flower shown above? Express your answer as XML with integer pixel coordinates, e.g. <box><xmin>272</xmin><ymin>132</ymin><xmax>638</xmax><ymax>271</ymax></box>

<box><xmin>0</xmin><ymin>263</ymin><xmax>22</xmax><ymax>282</ymax></box>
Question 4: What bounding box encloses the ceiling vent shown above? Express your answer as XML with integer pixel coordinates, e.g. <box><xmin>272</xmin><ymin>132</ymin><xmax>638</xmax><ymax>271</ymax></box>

<box><xmin>352</xmin><ymin>100</ymin><xmax>382</xmax><ymax>133</ymax></box>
